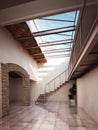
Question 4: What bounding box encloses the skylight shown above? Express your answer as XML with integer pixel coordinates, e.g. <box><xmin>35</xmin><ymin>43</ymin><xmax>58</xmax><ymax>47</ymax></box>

<box><xmin>26</xmin><ymin>10</ymin><xmax>79</xmax><ymax>60</ymax></box>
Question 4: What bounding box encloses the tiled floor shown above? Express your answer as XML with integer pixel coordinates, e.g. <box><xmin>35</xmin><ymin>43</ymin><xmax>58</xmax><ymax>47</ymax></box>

<box><xmin>0</xmin><ymin>102</ymin><xmax>98</xmax><ymax>130</ymax></box>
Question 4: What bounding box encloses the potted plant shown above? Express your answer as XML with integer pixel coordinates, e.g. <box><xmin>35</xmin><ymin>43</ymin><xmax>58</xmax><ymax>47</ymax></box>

<box><xmin>68</xmin><ymin>83</ymin><xmax>77</xmax><ymax>107</ymax></box>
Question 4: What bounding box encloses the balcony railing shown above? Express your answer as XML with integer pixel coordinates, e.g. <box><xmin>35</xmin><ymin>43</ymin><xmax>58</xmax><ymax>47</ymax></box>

<box><xmin>68</xmin><ymin>1</ymin><xmax>98</xmax><ymax>79</ymax></box>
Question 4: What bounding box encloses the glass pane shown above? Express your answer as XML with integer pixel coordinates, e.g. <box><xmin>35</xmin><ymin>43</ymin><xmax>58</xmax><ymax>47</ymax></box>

<box><xmin>36</xmin><ymin>34</ymin><xmax>72</xmax><ymax>43</ymax></box>
<box><xmin>27</xmin><ymin>11</ymin><xmax>76</xmax><ymax>33</ymax></box>
<box><xmin>26</xmin><ymin>10</ymin><xmax>79</xmax><ymax>59</ymax></box>
<box><xmin>33</xmin><ymin>19</ymin><xmax>74</xmax><ymax>32</ymax></box>
<box><xmin>44</xmin><ymin>11</ymin><xmax>76</xmax><ymax>21</ymax></box>
<box><xmin>42</xmin><ymin>44</ymin><xmax>71</xmax><ymax>50</ymax></box>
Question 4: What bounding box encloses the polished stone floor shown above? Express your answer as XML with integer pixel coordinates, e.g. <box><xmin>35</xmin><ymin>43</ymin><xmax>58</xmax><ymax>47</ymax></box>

<box><xmin>0</xmin><ymin>102</ymin><xmax>98</xmax><ymax>130</ymax></box>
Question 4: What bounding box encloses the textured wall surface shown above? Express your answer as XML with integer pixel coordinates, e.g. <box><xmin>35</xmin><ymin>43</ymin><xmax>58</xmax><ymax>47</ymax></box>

<box><xmin>77</xmin><ymin>66</ymin><xmax>98</xmax><ymax>123</ymax></box>
<box><xmin>0</xmin><ymin>63</ymin><xmax>30</xmax><ymax>117</ymax></box>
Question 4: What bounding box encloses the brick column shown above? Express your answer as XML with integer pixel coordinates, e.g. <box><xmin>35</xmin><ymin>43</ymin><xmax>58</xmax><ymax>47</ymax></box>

<box><xmin>23</xmin><ymin>77</ymin><xmax>30</xmax><ymax>105</ymax></box>
<box><xmin>1</xmin><ymin>63</ymin><xmax>9</xmax><ymax>117</ymax></box>
<box><xmin>0</xmin><ymin>63</ymin><xmax>30</xmax><ymax>117</ymax></box>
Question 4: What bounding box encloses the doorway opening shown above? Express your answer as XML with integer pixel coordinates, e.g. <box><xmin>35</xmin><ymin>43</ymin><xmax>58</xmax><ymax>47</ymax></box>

<box><xmin>1</xmin><ymin>63</ymin><xmax>30</xmax><ymax>117</ymax></box>
<box><xmin>9</xmin><ymin>71</ymin><xmax>24</xmax><ymax>110</ymax></box>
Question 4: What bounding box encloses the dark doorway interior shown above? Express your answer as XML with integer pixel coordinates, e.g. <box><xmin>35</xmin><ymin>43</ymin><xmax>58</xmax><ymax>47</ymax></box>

<box><xmin>9</xmin><ymin>72</ymin><xmax>23</xmax><ymax>109</ymax></box>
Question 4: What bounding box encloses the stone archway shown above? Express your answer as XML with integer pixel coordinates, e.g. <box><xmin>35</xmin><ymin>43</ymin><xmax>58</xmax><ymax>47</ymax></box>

<box><xmin>0</xmin><ymin>63</ymin><xmax>30</xmax><ymax>117</ymax></box>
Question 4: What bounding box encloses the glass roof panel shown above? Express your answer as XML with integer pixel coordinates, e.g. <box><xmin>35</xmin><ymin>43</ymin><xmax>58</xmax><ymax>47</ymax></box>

<box><xmin>41</xmin><ymin>44</ymin><xmax>71</xmax><ymax>51</ymax></box>
<box><xmin>45</xmin><ymin>51</ymin><xmax>70</xmax><ymax>56</ymax></box>
<box><xmin>36</xmin><ymin>34</ymin><xmax>72</xmax><ymax>43</ymax></box>
<box><xmin>44</xmin><ymin>11</ymin><xmax>76</xmax><ymax>21</ymax></box>
<box><xmin>27</xmin><ymin>11</ymin><xmax>76</xmax><ymax>33</ymax></box>
<box><xmin>33</xmin><ymin>19</ymin><xmax>74</xmax><ymax>32</ymax></box>
<box><xmin>26</xmin><ymin>10</ymin><xmax>79</xmax><ymax>60</ymax></box>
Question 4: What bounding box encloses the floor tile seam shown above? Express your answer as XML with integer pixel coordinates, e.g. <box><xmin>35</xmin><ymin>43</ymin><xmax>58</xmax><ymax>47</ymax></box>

<box><xmin>10</xmin><ymin>107</ymin><xmax>26</xmax><ymax>113</ymax></box>
<box><xmin>21</xmin><ymin>109</ymin><xmax>43</xmax><ymax>130</ymax></box>
<box><xmin>10</xmin><ymin>108</ymin><xmax>30</xmax><ymax>117</ymax></box>
<box><xmin>13</xmin><ymin>108</ymin><xmax>39</xmax><ymax>126</ymax></box>
<box><xmin>72</xmin><ymin>107</ymin><xmax>85</xmax><ymax>128</ymax></box>
<box><xmin>53</xmin><ymin>102</ymin><xmax>61</xmax><ymax>130</ymax></box>
<box><xmin>78</xmin><ymin>107</ymin><xmax>98</xmax><ymax>124</ymax></box>
<box><xmin>70</xmin><ymin>107</ymin><xmax>98</xmax><ymax>128</ymax></box>
<box><xmin>23</xmin><ymin>115</ymin><xmax>47</xmax><ymax>130</ymax></box>
<box><xmin>56</xmin><ymin>103</ymin><xmax>69</xmax><ymax>125</ymax></box>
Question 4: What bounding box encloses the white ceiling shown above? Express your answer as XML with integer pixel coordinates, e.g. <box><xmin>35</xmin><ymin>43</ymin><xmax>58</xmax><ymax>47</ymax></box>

<box><xmin>0</xmin><ymin>0</ymin><xmax>35</xmax><ymax>10</ymax></box>
<box><xmin>0</xmin><ymin>0</ymin><xmax>97</xmax><ymax>26</ymax></box>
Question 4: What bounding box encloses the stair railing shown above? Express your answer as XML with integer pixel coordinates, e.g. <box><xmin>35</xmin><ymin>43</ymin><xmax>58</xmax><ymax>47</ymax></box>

<box><xmin>44</xmin><ymin>69</ymin><xmax>68</xmax><ymax>102</ymax></box>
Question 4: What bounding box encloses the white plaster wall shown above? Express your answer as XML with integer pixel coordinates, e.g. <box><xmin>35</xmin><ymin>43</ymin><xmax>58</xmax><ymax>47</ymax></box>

<box><xmin>30</xmin><ymin>80</ymin><xmax>40</xmax><ymax>102</ymax></box>
<box><xmin>47</xmin><ymin>83</ymin><xmax>71</xmax><ymax>102</ymax></box>
<box><xmin>9</xmin><ymin>77</ymin><xmax>23</xmax><ymax>103</ymax></box>
<box><xmin>30</xmin><ymin>58</ymin><xmax>69</xmax><ymax>101</ymax></box>
<box><xmin>38</xmin><ymin>58</ymin><xmax>69</xmax><ymax>89</ymax></box>
<box><xmin>0</xmin><ymin>28</ymin><xmax>38</xmax><ymax>80</ymax></box>
<box><xmin>77</xmin><ymin>66</ymin><xmax>98</xmax><ymax>123</ymax></box>
<box><xmin>0</xmin><ymin>27</ymin><xmax>70</xmax><ymax>102</ymax></box>
<box><xmin>39</xmin><ymin>59</ymin><xmax>69</xmax><ymax>93</ymax></box>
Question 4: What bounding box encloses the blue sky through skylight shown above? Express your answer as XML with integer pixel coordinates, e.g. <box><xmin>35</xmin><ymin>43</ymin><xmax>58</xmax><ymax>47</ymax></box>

<box><xmin>34</xmin><ymin>11</ymin><xmax>76</xmax><ymax>32</ymax></box>
<box><xmin>26</xmin><ymin>10</ymin><xmax>79</xmax><ymax>59</ymax></box>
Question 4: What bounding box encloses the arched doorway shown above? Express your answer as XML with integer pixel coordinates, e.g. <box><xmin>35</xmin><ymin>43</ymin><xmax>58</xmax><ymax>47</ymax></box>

<box><xmin>1</xmin><ymin>63</ymin><xmax>30</xmax><ymax>117</ymax></box>
<box><xmin>9</xmin><ymin>71</ymin><xmax>23</xmax><ymax>106</ymax></box>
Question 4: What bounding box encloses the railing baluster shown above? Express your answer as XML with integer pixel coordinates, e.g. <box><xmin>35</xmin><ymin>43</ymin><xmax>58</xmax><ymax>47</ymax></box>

<box><xmin>44</xmin><ymin>69</ymin><xmax>68</xmax><ymax>102</ymax></box>
<box><xmin>68</xmin><ymin>0</ymin><xmax>97</xmax><ymax>79</ymax></box>
<box><xmin>59</xmin><ymin>76</ymin><xmax>61</xmax><ymax>86</ymax></box>
<box><xmin>54</xmin><ymin>79</ymin><xmax>55</xmax><ymax>91</ymax></box>
<box><xmin>65</xmin><ymin>71</ymin><xmax>66</xmax><ymax>82</ymax></box>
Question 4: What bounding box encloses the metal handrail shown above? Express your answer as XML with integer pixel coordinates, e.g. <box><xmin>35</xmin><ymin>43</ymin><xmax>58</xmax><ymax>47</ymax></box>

<box><xmin>44</xmin><ymin>69</ymin><xmax>68</xmax><ymax>102</ymax></box>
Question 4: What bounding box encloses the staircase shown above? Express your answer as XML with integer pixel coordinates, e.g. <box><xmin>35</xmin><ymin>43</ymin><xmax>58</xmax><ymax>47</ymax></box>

<box><xmin>35</xmin><ymin>70</ymin><xmax>68</xmax><ymax>104</ymax></box>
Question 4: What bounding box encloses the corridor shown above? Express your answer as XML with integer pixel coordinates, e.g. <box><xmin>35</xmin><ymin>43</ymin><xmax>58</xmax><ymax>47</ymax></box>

<box><xmin>0</xmin><ymin>102</ymin><xmax>98</xmax><ymax>130</ymax></box>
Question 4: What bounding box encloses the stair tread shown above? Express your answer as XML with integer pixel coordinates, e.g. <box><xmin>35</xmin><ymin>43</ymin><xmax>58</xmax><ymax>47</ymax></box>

<box><xmin>38</xmin><ymin>99</ymin><xmax>44</xmax><ymax>101</ymax></box>
<box><xmin>36</xmin><ymin>81</ymin><xmax>66</xmax><ymax>103</ymax></box>
<box><xmin>40</xmin><ymin>94</ymin><xmax>45</xmax><ymax>96</ymax></box>
<box><xmin>39</xmin><ymin>96</ymin><xmax>45</xmax><ymax>97</ymax></box>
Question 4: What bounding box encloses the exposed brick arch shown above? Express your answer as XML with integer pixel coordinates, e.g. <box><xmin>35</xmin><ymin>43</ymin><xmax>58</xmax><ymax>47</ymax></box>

<box><xmin>0</xmin><ymin>63</ymin><xmax>30</xmax><ymax>117</ymax></box>
<box><xmin>7</xmin><ymin>63</ymin><xmax>29</xmax><ymax>77</ymax></box>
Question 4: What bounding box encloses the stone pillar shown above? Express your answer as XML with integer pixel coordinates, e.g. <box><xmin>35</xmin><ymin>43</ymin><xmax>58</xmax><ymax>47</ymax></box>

<box><xmin>1</xmin><ymin>63</ymin><xmax>9</xmax><ymax>117</ymax></box>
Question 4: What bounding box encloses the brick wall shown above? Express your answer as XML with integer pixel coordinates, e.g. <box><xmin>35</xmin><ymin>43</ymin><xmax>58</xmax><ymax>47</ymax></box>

<box><xmin>0</xmin><ymin>63</ymin><xmax>30</xmax><ymax>117</ymax></box>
